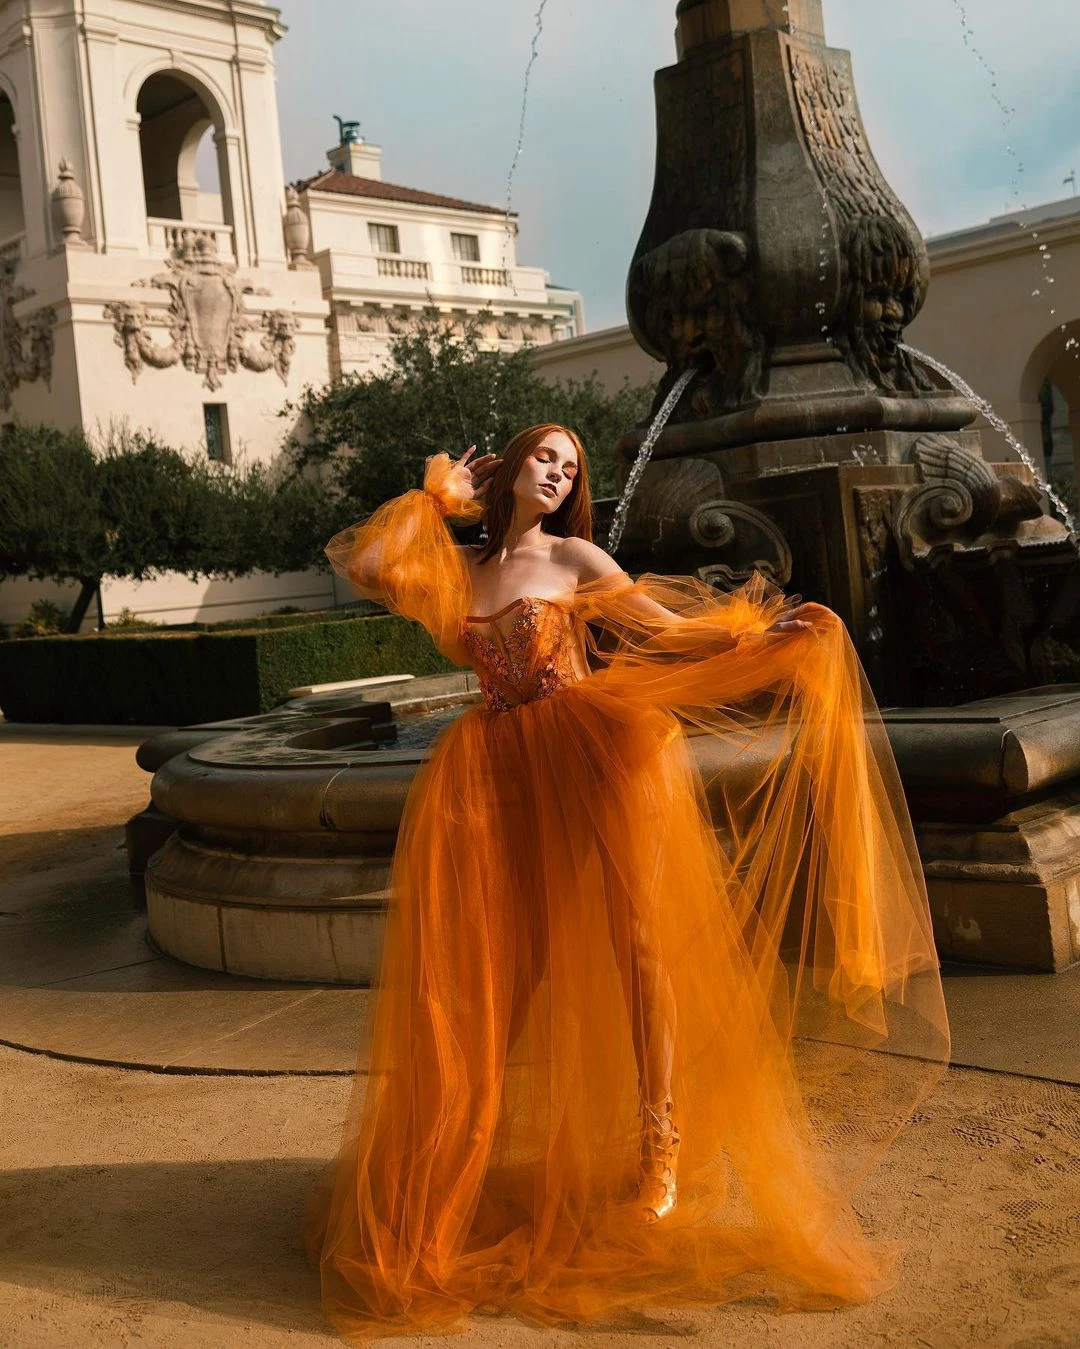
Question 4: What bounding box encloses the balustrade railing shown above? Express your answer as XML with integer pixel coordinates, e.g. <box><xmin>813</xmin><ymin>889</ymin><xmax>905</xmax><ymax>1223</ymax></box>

<box><xmin>461</xmin><ymin>265</ymin><xmax>510</xmax><ymax>287</ymax></box>
<box><xmin>147</xmin><ymin>218</ymin><xmax>235</xmax><ymax>260</ymax></box>
<box><xmin>376</xmin><ymin>256</ymin><xmax>432</xmax><ymax>280</ymax></box>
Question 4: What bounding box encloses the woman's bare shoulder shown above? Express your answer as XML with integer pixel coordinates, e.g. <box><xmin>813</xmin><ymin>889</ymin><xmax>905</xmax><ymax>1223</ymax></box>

<box><xmin>552</xmin><ymin>536</ymin><xmax>623</xmax><ymax>583</ymax></box>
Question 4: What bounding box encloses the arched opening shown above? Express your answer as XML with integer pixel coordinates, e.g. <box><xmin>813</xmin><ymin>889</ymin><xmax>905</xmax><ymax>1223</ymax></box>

<box><xmin>136</xmin><ymin>71</ymin><xmax>232</xmax><ymax>252</ymax></box>
<box><xmin>0</xmin><ymin>92</ymin><xmax>24</xmax><ymax>251</ymax></box>
<box><xmin>1040</xmin><ymin>377</ymin><xmax>1074</xmax><ymax>485</ymax></box>
<box><xmin>1022</xmin><ymin>320</ymin><xmax>1080</xmax><ymax>494</ymax></box>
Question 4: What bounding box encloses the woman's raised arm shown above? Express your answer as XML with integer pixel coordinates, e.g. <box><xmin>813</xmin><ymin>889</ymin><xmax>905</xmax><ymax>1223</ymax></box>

<box><xmin>324</xmin><ymin>448</ymin><xmax>498</xmax><ymax>646</ymax></box>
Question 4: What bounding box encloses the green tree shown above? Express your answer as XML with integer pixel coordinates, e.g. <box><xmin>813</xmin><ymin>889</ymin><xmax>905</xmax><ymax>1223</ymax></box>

<box><xmin>285</xmin><ymin>313</ymin><xmax>652</xmax><ymax>516</ymax></box>
<box><xmin>0</xmin><ymin>426</ymin><xmax>336</xmax><ymax>632</ymax></box>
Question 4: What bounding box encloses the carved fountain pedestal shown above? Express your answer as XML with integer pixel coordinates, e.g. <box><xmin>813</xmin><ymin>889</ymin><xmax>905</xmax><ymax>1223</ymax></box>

<box><xmin>613</xmin><ymin>0</ymin><xmax>1080</xmax><ymax>970</ymax></box>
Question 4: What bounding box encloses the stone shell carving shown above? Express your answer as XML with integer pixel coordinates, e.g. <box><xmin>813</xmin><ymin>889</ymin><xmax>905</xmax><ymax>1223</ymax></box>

<box><xmin>0</xmin><ymin>257</ymin><xmax>55</xmax><ymax>410</ymax></box>
<box><xmin>104</xmin><ymin>233</ymin><xmax>300</xmax><ymax>391</ymax></box>
<box><xmin>617</xmin><ymin>457</ymin><xmax>792</xmax><ymax>588</ymax></box>
<box><xmin>893</xmin><ymin>434</ymin><xmax>1051</xmax><ymax>569</ymax></box>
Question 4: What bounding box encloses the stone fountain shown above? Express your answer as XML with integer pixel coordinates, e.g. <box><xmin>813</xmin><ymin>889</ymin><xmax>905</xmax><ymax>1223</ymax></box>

<box><xmin>617</xmin><ymin>0</ymin><xmax>1080</xmax><ymax>708</ymax></box>
<box><xmin>133</xmin><ymin>0</ymin><xmax>1080</xmax><ymax>981</ymax></box>
<box><xmin>613</xmin><ymin>0</ymin><xmax>1080</xmax><ymax>969</ymax></box>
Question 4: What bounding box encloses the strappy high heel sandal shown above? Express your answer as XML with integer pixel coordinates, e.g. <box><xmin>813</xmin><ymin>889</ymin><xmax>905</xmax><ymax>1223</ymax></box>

<box><xmin>634</xmin><ymin>1094</ymin><xmax>680</xmax><ymax>1223</ymax></box>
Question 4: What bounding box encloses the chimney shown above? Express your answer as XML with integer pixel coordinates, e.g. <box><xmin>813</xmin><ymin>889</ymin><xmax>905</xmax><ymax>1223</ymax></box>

<box><xmin>327</xmin><ymin>138</ymin><xmax>382</xmax><ymax>180</ymax></box>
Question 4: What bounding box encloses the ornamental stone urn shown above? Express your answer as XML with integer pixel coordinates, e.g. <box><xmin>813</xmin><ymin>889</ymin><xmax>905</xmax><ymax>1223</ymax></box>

<box><xmin>51</xmin><ymin>159</ymin><xmax>87</xmax><ymax>249</ymax></box>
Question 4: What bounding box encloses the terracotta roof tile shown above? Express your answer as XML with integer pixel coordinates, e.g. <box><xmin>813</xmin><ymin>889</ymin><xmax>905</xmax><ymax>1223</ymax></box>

<box><xmin>294</xmin><ymin>170</ymin><xmax>510</xmax><ymax>218</ymax></box>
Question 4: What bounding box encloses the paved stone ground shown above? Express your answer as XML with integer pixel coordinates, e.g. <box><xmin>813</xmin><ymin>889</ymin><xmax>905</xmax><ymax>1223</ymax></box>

<box><xmin>1</xmin><ymin>730</ymin><xmax>1079</xmax><ymax>1348</ymax></box>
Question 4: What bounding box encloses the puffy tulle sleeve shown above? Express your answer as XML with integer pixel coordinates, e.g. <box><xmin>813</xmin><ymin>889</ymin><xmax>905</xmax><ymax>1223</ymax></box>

<box><xmin>323</xmin><ymin>453</ymin><xmax>483</xmax><ymax>658</ymax></box>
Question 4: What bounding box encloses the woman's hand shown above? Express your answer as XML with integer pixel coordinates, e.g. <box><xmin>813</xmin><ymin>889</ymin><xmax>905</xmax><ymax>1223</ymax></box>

<box><xmin>443</xmin><ymin>445</ymin><xmax>500</xmax><ymax>509</ymax></box>
<box><xmin>765</xmin><ymin>603</ymin><xmax>816</xmax><ymax>635</ymax></box>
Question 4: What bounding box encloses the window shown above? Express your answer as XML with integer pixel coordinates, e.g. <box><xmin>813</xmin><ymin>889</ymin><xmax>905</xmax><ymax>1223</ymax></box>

<box><xmin>451</xmin><ymin>232</ymin><xmax>480</xmax><ymax>262</ymax></box>
<box><xmin>204</xmin><ymin>404</ymin><xmax>230</xmax><ymax>463</ymax></box>
<box><xmin>368</xmin><ymin>223</ymin><xmax>400</xmax><ymax>254</ymax></box>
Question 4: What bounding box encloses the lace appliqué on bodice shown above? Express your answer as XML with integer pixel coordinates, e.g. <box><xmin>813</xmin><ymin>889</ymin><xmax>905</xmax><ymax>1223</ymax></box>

<box><xmin>461</xmin><ymin>597</ymin><xmax>586</xmax><ymax>713</ymax></box>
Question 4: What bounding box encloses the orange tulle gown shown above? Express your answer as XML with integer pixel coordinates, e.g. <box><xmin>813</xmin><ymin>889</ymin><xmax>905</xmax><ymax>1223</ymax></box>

<box><xmin>308</xmin><ymin>454</ymin><xmax>950</xmax><ymax>1342</ymax></box>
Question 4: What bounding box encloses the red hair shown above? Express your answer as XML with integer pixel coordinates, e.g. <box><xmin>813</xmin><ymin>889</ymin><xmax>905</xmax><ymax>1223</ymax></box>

<box><xmin>476</xmin><ymin>424</ymin><xmax>593</xmax><ymax>564</ymax></box>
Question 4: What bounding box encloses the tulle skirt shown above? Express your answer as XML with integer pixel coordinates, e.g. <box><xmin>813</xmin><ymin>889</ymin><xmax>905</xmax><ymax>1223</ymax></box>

<box><xmin>304</xmin><ymin>596</ymin><xmax>950</xmax><ymax>1342</ymax></box>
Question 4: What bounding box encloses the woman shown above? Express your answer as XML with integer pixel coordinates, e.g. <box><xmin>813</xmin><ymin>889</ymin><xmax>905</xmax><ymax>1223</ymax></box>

<box><xmin>309</xmin><ymin>424</ymin><xmax>950</xmax><ymax>1343</ymax></box>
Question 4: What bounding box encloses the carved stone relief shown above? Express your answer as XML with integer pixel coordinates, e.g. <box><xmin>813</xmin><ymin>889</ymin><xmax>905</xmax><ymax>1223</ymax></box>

<box><xmin>617</xmin><ymin>457</ymin><xmax>792</xmax><ymax>589</ymax></box>
<box><xmin>105</xmin><ymin>233</ymin><xmax>299</xmax><ymax>391</ymax></box>
<box><xmin>883</xmin><ymin>434</ymin><xmax>1080</xmax><ymax>701</ymax></box>
<box><xmin>893</xmin><ymin>434</ymin><xmax>1049</xmax><ymax>568</ymax></box>
<box><xmin>628</xmin><ymin>228</ymin><xmax>763</xmax><ymax>421</ymax></box>
<box><xmin>838</xmin><ymin>215</ymin><xmax>932</xmax><ymax>393</ymax></box>
<box><xmin>789</xmin><ymin>51</ymin><xmax>912</xmax><ymax>231</ymax></box>
<box><xmin>0</xmin><ymin>256</ymin><xmax>55</xmax><ymax>410</ymax></box>
<box><xmin>789</xmin><ymin>49</ymin><xmax>932</xmax><ymax>395</ymax></box>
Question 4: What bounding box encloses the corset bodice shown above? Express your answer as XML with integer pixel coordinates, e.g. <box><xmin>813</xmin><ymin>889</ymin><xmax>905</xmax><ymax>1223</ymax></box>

<box><xmin>461</xmin><ymin>596</ymin><xmax>589</xmax><ymax>713</ymax></box>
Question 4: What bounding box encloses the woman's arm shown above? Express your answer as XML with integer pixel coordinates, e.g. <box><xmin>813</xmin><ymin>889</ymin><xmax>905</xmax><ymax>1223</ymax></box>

<box><xmin>562</xmin><ymin>537</ymin><xmax>812</xmax><ymax>641</ymax></box>
<box><xmin>323</xmin><ymin>448</ymin><xmax>498</xmax><ymax>648</ymax></box>
<box><xmin>326</xmin><ymin>447</ymin><xmax>498</xmax><ymax>603</ymax></box>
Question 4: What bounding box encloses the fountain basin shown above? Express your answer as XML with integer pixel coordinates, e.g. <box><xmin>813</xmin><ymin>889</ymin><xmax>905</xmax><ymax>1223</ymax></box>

<box><xmin>138</xmin><ymin>680</ymin><xmax>786</xmax><ymax>985</ymax></box>
<box><xmin>136</xmin><ymin>676</ymin><xmax>1080</xmax><ymax>985</ymax></box>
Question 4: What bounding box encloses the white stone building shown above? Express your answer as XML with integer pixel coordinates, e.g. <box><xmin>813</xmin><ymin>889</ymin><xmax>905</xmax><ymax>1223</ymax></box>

<box><xmin>296</xmin><ymin>134</ymin><xmax>584</xmax><ymax>380</ymax></box>
<box><xmin>0</xmin><ymin>0</ymin><xmax>584</xmax><ymax>631</ymax></box>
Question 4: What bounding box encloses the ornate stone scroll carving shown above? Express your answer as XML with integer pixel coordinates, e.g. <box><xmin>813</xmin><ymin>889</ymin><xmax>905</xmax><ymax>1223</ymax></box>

<box><xmin>105</xmin><ymin>233</ymin><xmax>299</xmax><ymax>390</ymax></box>
<box><xmin>0</xmin><ymin>256</ymin><xmax>55</xmax><ymax>410</ymax></box>
<box><xmin>618</xmin><ymin>458</ymin><xmax>792</xmax><ymax>589</ymax></box>
<box><xmin>893</xmin><ymin>435</ymin><xmax>1049</xmax><ymax>569</ymax></box>
<box><xmin>694</xmin><ymin>502</ymin><xmax>793</xmax><ymax>590</ymax></box>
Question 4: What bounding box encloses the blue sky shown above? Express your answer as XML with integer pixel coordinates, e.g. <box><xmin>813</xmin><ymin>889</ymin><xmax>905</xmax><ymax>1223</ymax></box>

<box><xmin>270</xmin><ymin>1</ymin><xmax>1080</xmax><ymax>332</ymax></box>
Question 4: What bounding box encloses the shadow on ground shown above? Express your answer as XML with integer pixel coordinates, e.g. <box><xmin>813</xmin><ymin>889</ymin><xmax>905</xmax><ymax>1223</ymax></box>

<box><xmin>0</xmin><ymin>1158</ymin><xmax>330</xmax><ymax>1336</ymax></box>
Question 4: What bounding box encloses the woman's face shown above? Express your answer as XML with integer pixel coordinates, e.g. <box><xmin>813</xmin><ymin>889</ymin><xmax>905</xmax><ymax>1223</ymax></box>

<box><xmin>512</xmin><ymin>431</ymin><xmax>579</xmax><ymax>516</ymax></box>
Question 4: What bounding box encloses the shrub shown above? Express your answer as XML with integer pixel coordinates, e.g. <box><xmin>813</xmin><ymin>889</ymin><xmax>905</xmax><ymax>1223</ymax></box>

<box><xmin>0</xmin><ymin>612</ymin><xmax>456</xmax><ymax>725</ymax></box>
<box><xmin>105</xmin><ymin>607</ymin><xmax>162</xmax><ymax>631</ymax></box>
<box><xmin>14</xmin><ymin>598</ymin><xmax>69</xmax><ymax>638</ymax></box>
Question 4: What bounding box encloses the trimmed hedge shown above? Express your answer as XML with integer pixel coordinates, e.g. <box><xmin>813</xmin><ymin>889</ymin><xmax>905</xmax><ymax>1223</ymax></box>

<box><xmin>0</xmin><ymin>613</ymin><xmax>456</xmax><ymax>725</ymax></box>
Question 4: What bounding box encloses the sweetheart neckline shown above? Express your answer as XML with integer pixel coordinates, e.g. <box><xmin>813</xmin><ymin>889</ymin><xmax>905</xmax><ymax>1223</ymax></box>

<box><xmin>464</xmin><ymin>595</ymin><xmax>560</xmax><ymax>624</ymax></box>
